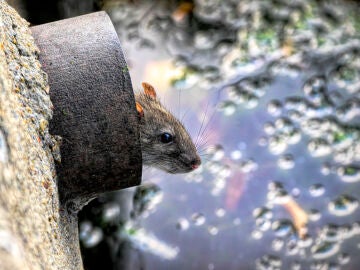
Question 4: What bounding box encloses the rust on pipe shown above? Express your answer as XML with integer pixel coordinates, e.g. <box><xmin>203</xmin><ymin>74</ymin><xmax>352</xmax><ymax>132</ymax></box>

<box><xmin>31</xmin><ymin>12</ymin><xmax>142</xmax><ymax>210</ymax></box>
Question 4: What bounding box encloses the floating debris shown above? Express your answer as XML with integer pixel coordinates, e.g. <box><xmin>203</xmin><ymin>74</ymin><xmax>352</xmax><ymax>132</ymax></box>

<box><xmin>124</xmin><ymin>225</ymin><xmax>179</xmax><ymax>260</ymax></box>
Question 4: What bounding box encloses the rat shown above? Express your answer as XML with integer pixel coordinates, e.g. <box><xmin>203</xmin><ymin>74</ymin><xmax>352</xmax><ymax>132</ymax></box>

<box><xmin>135</xmin><ymin>82</ymin><xmax>201</xmax><ymax>174</ymax></box>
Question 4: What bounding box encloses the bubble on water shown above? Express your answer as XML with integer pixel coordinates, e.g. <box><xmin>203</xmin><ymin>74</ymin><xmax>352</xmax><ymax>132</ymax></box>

<box><xmin>290</xmin><ymin>261</ymin><xmax>301</xmax><ymax>270</ymax></box>
<box><xmin>227</xmin><ymin>85</ymin><xmax>259</xmax><ymax>108</ymax></box>
<box><xmin>278</xmin><ymin>154</ymin><xmax>295</xmax><ymax>170</ymax></box>
<box><xmin>287</xmin><ymin>110</ymin><xmax>304</xmax><ymax>122</ymax></box>
<box><xmin>321</xmin><ymin>163</ymin><xmax>332</xmax><ymax>175</ymax></box>
<box><xmin>172</xmin><ymin>69</ymin><xmax>200</xmax><ymax>89</ymax></box>
<box><xmin>337</xmin><ymin>165</ymin><xmax>360</xmax><ymax>183</ymax></box>
<box><xmin>219</xmin><ymin>100</ymin><xmax>237</xmax><ymax>116</ymax></box>
<box><xmin>227</xmin><ymin>85</ymin><xmax>244</xmax><ymax>104</ymax></box>
<box><xmin>209</xmin><ymin>163</ymin><xmax>223</xmax><ymax>176</ymax></box>
<box><xmin>268</xmin><ymin>135</ymin><xmax>288</xmax><ymax>155</ymax></box>
<box><xmin>343</xmin><ymin>226</ymin><xmax>354</xmax><ymax>240</ymax></box>
<box><xmin>308</xmin><ymin>138</ymin><xmax>331</xmax><ymax>157</ymax></box>
<box><xmin>291</xmin><ymin>188</ymin><xmax>301</xmax><ymax>197</ymax></box>
<box><xmin>268</xmin><ymin>188</ymin><xmax>290</xmax><ymax>205</ymax></box>
<box><xmin>233</xmin><ymin>218</ymin><xmax>241</xmax><ymax>225</ymax></box>
<box><xmin>332</xmin><ymin>129</ymin><xmax>356</xmax><ymax>150</ymax></box>
<box><xmin>334</xmin><ymin>150</ymin><xmax>355</xmax><ymax>165</ymax></box>
<box><xmin>272</xmin><ymin>220</ymin><xmax>294</xmax><ymax>237</ymax></box>
<box><xmin>286</xmin><ymin>238</ymin><xmax>299</xmax><ymax>255</ymax></box>
<box><xmin>307</xmin><ymin>102</ymin><xmax>334</xmax><ymax>118</ymax></box>
<box><xmin>338</xmin><ymin>253</ymin><xmax>350</xmax><ymax>265</ymax></box>
<box><xmin>147</xmin><ymin>15</ymin><xmax>171</xmax><ymax>32</ymax></box>
<box><xmin>102</xmin><ymin>203</ymin><xmax>121</xmax><ymax>222</ymax></box>
<box><xmin>311</xmin><ymin>241</ymin><xmax>340</xmax><ymax>260</ymax></box>
<box><xmin>230</xmin><ymin>150</ymin><xmax>242</xmax><ymax>160</ymax></box>
<box><xmin>288</xmin><ymin>129</ymin><xmax>302</xmax><ymax>144</ymax></box>
<box><xmin>176</xmin><ymin>218</ymin><xmax>190</xmax><ymax>231</ymax></box>
<box><xmin>79</xmin><ymin>221</ymin><xmax>92</xmax><ymax>240</ymax></box>
<box><xmin>303</xmin><ymin>76</ymin><xmax>327</xmax><ymax>106</ymax></box>
<box><xmin>215</xmin><ymin>208</ymin><xmax>226</xmax><ymax>217</ymax></box>
<box><xmin>284</xmin><ymin>97</ymin><xmax>307</xmax><ymax>112</ymax></box>
<box><xmin>351</xmin><ymin>222</ymin><xmax>360</xmax><ymax>236</ymax></box>
<box><xmin>309</xmin><ymin>209</ymin><xmax>321</xmax><ymax>221</ymax></box>
<box><xmin>244</xmin><ymin>94</ymin><xmax>259</xmax><ymax>109</ymax></box>
<box><xmin>298</xmin><ymin>234</ymin><xmax>313</xmax><ymax>248</ymax></box>
<box><xmin>331</xmin><ymin>64</ymin><xmax>360</xmax><ymax>90</ymax></box>
<box><xmin>255</xmin><ymin>218</ymin><xmax>272</xmax><ymax>231</ymax></box>
<box><xmin>218</xmin><ymin>165</ymin><xmax>231</xmax><ymax>178</ymax></box>
<box><xmin>256</xmin><ymin>255</ymin><xmax>282</xmax><ymax>269</ymax></box>
<box><xmin>213</xmin><ymin>177</ymin><xmax>226</xmax><ymax>191</ymax></box>
<box><xmin>191</xmin><ymin>213</ymin><xmax>206</xmax><ymax>226</ymax></box>
<box><xmin>309</xmin><ymin>184</ymin><xmax>325</xmax><ymax>197</ymax></box>
<box><xmin>251</xmin><ymin>230</ymin><xmax>263</xmax><ymax>239</ymax></box>
<box><xmin>208</xmin><ymin>263</ymin><xmax>215</xmax><ymax>270</ymax></box>
<box><xmin>258</xmin><ymin>136</ymin><xmax>268</xmax><ymax>146</ymax></box>
<box><xmin>312</xmin><ymin>262</ymin><xmax>340</xmax><ymax>270</ymax></box>
<box><xmin>206</xmin><ymin>161</ymin><xmax>222</xmax><ymax>174</ymax></box>
<box><xmin>268</xmin><ymin>181</ymin><xmax>284</xmax><ymax>191</ymax></box>
<box><xmin>239</xmin><ymin>159</ymin><xmax>258</xmax><ymax>173</ymax></box>
<box><xmin>253</xmin><ymin>207</ymin><xmax>273</xmax><ymax>220</ymax></box>
<box><xmin>216</xmin><ymin>42</ymin><xmax>232</xmax><ymax>57</ymax></box>
<box><xmin>138</xmin><ymin>38</ymin><xmax>155</xmax><ymax>49</ymax></box>
<box><xmin>253</xmin><ymin>87</ymin><xmax>266</xmax><ymax>97</ymax></box>
<box><xmin>110</xmin><ymin>6</ymin><xmax>132</xmax><ymax>21</ymax></box>
<box><xmin>207</xmin><ymin>145</ymin><xmax>225</xmax><ymax>161</ymax></box>
<box><xmin>211</xmin><ymin>188</ymin><xmax>222</xmax><ymax>197</ymax></box>
<box><xmin>189</xmin><ymin>173</ymin><xmax>204</xmax><ymax>183</ymax></box>
<box><xmin>271</xmin><ymin>238</ymin><xmax>284</xmax><ymax>251</ymax></box>
<box><xmin>302</xmin><ymin>118</ymin><xmax>331</xmax><ymax>137</ymax></box>
<box><xmin>336</xmin><ymin>98</ymin><xmax>360</xmax><ymax>121</ymax></box>
<box><xmin>133</xmin><ymin>183</ymin><xmax>163</xmax><ymax>218</ymax></box>
<box><xmin>267</xmin><ymin>100</ymin><xmax>283</xmax><ymax>116</ymax></box>
<box><xmin>269</xmin><ymin>61</ymin><xmax>300</xmax><ymax>77</ymax></box>
<box><xmin>274</xmin><ymin>117</ymin><xmax>293</xmax><ymax>130</ymax></box>
<box><xmin>208</xmin><ymin>226</ymin><xmax>219</xmax><ymax>235</ymax></box>
<box><xmin>202</xmin><ymin>66</ymin><xmax>221</xmax><ymax>84</ymax></box>
<box><xmin>195</xmin><ymin>5</ymin><xmax>223</xmax><ymax>23</ymax></box>
<box><xmin>328</xmin><ymin>195</ymin><xmax>359</xmax><ymax>216</ymax></box>
<box><xmin>194</xmin><ymin>31</ymin><xmax>215</xmax><ymax>50</ymax></box>
<box><xmin>80</xmin><ymin>222</ymin><xmax>103</xmax><ymax>248</ymax></box>
<box><xmin>264</xmin><ymin>122</ymin><xmax>276</xmax><ymax>135</ymax></box>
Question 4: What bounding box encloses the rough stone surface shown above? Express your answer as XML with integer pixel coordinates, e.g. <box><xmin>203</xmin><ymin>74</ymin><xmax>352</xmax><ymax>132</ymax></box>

<box><xmin>0</xmin><ymin>1</ymin><xmax>82</xmax><ymax>269</ymax></box>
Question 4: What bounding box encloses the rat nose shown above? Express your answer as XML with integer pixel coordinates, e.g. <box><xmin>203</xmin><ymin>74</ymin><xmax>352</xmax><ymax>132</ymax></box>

<box><xmin>190</xmin><ymin>157</ymin><xmax>201</xmax><ymax>170</ymax></box>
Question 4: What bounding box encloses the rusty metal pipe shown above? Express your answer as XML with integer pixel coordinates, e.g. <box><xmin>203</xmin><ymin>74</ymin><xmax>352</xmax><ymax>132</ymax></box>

<box><xmin>31</xmin><ymin>12</ymin><xmax>142</xmax><ymax>210</ymax></box>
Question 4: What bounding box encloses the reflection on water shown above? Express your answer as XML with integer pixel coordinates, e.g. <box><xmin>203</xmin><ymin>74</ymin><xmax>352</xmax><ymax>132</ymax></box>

<box><xmin>79</xmin><ymin>0</ymin><xmax>360</xmax><ymax>269</ymax></box>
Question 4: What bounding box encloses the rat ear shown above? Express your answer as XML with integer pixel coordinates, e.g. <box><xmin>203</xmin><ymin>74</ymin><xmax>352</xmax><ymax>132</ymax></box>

<box><xmin>136</xmin><ymin>102</ymin><xmax>144</xmax><ymax>118</ymax></box>
<box><xmin>142</xmin><ymin>82</ymin><xmax>157</xmax><ymax>99</ymax></box>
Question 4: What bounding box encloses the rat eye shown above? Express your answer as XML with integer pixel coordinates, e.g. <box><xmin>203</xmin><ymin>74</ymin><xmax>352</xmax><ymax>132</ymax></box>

<box><xmin>160</xmin><ymin>133</ymin><xmax>173</xmax><ymax>144</ymax></box>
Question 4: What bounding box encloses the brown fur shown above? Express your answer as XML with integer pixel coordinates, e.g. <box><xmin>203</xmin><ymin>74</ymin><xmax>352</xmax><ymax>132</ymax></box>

<box><xmin>135</xmin><ymin>83</ymin><xmax>201</xmax><ymax>174</ymax></box>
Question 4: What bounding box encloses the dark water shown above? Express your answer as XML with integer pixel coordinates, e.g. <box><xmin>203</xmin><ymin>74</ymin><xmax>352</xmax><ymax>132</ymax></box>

<box><xmin>77</xmin><ymin>1</ymin><xmax>360</xmax><ymax>269</ymax></box>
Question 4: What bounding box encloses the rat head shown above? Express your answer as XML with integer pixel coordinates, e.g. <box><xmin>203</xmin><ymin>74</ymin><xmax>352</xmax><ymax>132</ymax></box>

<box><xmin>135</xmin><ymin>82</ymin><xmax>201</xmax><ymax>174</ymax></box>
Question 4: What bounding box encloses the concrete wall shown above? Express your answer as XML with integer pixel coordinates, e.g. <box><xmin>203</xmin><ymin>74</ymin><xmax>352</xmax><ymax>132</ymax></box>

<box><xmin>0</xmin><ymin>1</ymin><xmax>82</xmax><ymax>269</ymax></box>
